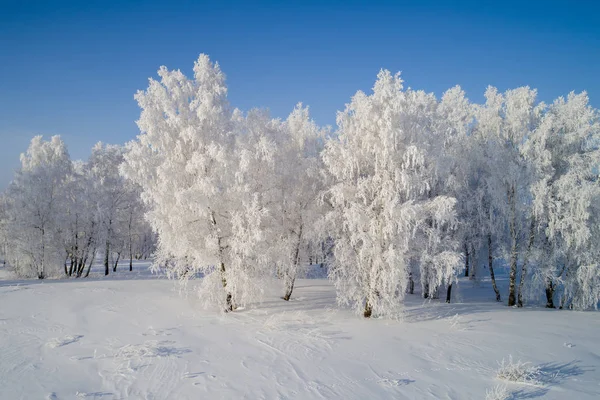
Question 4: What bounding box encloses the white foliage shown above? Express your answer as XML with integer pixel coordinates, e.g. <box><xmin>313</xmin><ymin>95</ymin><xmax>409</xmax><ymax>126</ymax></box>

<box><xmin>322</xmin><ymin>70</ymin><xmax>460</xmax><ymax>316</ymax></box>
<box><xmin>4</xmin><ymin>136</ymin><xmax>72</xmax><ymax>278</ymax></box>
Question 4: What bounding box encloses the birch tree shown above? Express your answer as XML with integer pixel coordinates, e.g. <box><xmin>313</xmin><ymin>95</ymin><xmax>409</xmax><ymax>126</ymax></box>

<box><xmin>322</xmin><ymin>71</ymin><xmax>460</xmax><ymax>317</ymax></box>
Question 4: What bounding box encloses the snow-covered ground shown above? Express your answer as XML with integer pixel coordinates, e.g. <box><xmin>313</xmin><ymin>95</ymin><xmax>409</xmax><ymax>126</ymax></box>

<box><xmin>0</xmin><ymin>262</ymin><xmax>599</xmax><ymax>400</ymax></box>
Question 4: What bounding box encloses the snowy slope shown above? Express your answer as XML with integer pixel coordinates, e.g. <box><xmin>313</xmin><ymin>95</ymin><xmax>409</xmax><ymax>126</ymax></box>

<box><xmin>0</xmin><ymin>262</ymin><xmax>599</xmax><ymax>400</ymax></box>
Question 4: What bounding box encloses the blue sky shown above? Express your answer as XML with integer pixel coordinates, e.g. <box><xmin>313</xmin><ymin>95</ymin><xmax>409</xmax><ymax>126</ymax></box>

<box><xmin>1</xmin><ymin>0</ymin><xmax>599</xmax><ymax>188</ymax></box>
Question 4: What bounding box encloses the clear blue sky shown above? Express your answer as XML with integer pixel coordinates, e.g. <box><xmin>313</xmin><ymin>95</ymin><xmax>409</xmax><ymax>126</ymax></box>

<box><xmin>1</xmin><ymin>0</ymin><xmax>599</xmax><ymax>188</ymax></box>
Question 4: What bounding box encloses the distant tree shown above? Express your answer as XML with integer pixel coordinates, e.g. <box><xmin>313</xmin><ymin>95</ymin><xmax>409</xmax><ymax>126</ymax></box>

<box><xmin>4</xmin><ymin>136</ymin><xmax>71</xmax><ymax>278</ymax></box>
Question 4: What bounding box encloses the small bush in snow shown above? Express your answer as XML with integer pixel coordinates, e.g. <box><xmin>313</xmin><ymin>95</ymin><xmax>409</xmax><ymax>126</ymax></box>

<box><xmin>496</xmin><ymin>355</ymin><xmax>541</xmax><ymax>384</ymax></box>
<box><xmin>485</xmin><ymin>384</ymin><xmax>509</xmax><ymax>400</ymax></box>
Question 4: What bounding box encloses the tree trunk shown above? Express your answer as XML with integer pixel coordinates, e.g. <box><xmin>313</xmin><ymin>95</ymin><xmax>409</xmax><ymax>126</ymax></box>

<box><xmin>221</xmin><ymin>261</ymin><xmax>233</xmax><ymax>312</ymax></box>
<box><xmin>77</xmin><ymin>258</ymin><xmax>84</xmax><ymax>277</ymax></box>
<box><xmin>446</xmin><ymin>284</ymin><xmax>452</xmax><ymax>303</ymax></box>
<box><xmin>104</xmin><ymin>220</ymin><xmax>111</xmax><ymax>276</ymax></box>
<box><xmin>507</xmin><ymin>185</ymin><xmax>518</xmax><ymax>307</ymax></box>
<box><xmin>128</xmin><ymin>209</ymin><xmax>133</xmax><ymax>272</ymax></box>
<box><xmin>545</xmin><ymin>279</ymin><xmax>555</xmax><ymax>308</ymax></box>
<box><xmin>104</xmin><ymin>239</ymin><xmax>110</xmax><ymax>276</ymax></box>
<box><xmin>211</xmin><ymin>210</ymin><xmax>233</xmax><ymax>312</ymax></box>
<box><xmin>283</xmin><ymin>277</ymin><xmax>295</xmax><ymax>301</ymax></box>
<box><xmin>469</xmin><ymin>244</ymin><xmax>476</xmax><ymax>280</ymax></box>
<box><xmin>84</xmin><ymin>249</ymin><xmax>97</xmax><ymax>278</ymax></box>
<box><xmin>283</xmin><ymin>225</ymin><xmax>303</xmax><ymax>301</ymax></box>
<box><xmin>39</xmin><ymin>227</ymin><xmax>45</xmax><ymax>279</ymax></box>
<box><xmin>113</xmin><ymin>252</ymin><xmax>120</xmax><ymax>272</ymax></box>
<box><xmin>423</xmin><ymin>282</ymin><xmax>430</xmax><ymax>299</ymax></box>
<box><xmin>464</xmin><ymin>243</ymin><xmax>469</xmax><ymax>277</ymax></box>
<box><xmin>363</xmin><ymin>301</ymin><xmax>372</xmax><ymax>318</ymax></box>
<box><xmin>408</xmin><ymin>274</ymin><xmax>415</xmax><ymax>294</ymax></box>
<box><xmin>488</xmin><ymin>234</ymin><xmax>501</xmax><ymax>302</ymax></box>
<box><xmin>517</xmin><ymin>219</ymin><xmax>536</xmax><ymax>307</ymax></box>
<box><xmin>70</xmin><ymin>217</ymin><xmax>78</xmax><ymax>277</ymax></box>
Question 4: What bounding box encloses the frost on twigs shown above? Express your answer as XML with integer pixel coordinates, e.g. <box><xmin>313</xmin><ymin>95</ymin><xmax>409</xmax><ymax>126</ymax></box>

<box><xmin>496</xmin><ymin>355</ymin><xmax>542</xmax><ymax>385</ymax></box>
<box><xmin>485</xmin><ymin>384</ymin><xmax>510</xmax><ymax>400</ymax></box>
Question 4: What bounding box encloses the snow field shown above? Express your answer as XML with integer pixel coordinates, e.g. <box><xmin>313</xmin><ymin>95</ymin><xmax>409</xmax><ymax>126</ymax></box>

<box><xmin>0</xmin><ymin>263</ymin><xmax>598</xmax><ymax>399</ymax></box>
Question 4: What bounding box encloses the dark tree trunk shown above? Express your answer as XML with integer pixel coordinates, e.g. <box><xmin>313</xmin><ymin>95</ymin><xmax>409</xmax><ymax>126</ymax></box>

<box><xmin>210</xmin><ymin>211</ymin><xmax>233</xmax><ymax>312</ymax></box>
<box><xmin>104</xmin><ymin>220</ymin><xmax>111</xmax><ymax>276</ymax></box>
<box><xmin>104</xmin><ymin>239</ymin><xmax>110</xmax><ymax>276</ymax></box>
<box><xmin>545</xmin><ymin>279</ymin><xmax>555</xmax><ymax>308</ymax></box>
<box><xmin>423</xmin><ymin>282</ymin><xmax>430</xmax><ymax>299</ymax></box>
<box><xmin>128</xmin><ymin>209</ymin><xmax>133</xmax><ymax>272</ymax></box>
<box><xmin>283</xmin><ymin>277</ymin><xmax>295</xmax><ymax>301</ymax></box>
<box><xmin>283</xmin><ymin>225</ymin><xmax>303</xmax><ymax>302</ymax></box>
<box><xmin>84</xmin><ymin>248</ymin><xmax>97</xmax><ymax>278</ymax></box>
<box><xmin>113</xmin><ymin>252</ymin><xmax>120</xmax><ymax>272</ymax></box>
<box><xmin>363</xmin><ymin>301</ymin><xmax>372</xmax><ymax>318</ymax></box>
<box><xmin>222</xmin><ymin>262</ymin><xmax>233</xmax><ymax>312</ymax></box>
<box><xmin>464</xmin><ymin>244</ymin><xmax>470</xmax><ymax>277</ymax></box>
<box><xmin>446</xmin><ymin>284</ymin><xmax>452</xmax><ymax>303</ymax></box>
<box><xmin>507</xmin><ymin>185</ymin><xmax>518</xmax><ymax>307</ymax></box>
<box><xmin>469</xmin><ymin>244</ymin><xmax>476</xmax><ymax>280</ymax></box>
<box><xmin>488</xmin><ymin>234</ymin><xmax>501</xmax><ymax>302</ymax></box>
<box><xmin>409</xmin><ymin>275</ymin><xmax>415</xmax><ymax>294</ymax></box>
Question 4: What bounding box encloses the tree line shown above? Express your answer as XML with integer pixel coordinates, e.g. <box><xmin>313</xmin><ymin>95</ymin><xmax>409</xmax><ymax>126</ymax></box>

<box><xmin>0</xmin><ymin>140</ymin><xmax>155</xmax><ymax>279</ymax></box>
<box><xmin>3</xmin><ymin>54</ymin><xmax>599</xmax><ymax>317</ymax></box>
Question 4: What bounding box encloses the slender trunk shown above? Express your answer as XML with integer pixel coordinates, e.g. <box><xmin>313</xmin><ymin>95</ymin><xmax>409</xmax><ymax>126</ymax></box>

<box><xmin>469</xmin><ymin>244</ymin><xmax>476</xmax><ymax>280</ymax></box>
<box><xmin>38</xmin><ymin>228</ymin><xmax>46</xmax><ymax>279</ymax></box>
<box><xmin>488</xmin><ymin>234</ymin><xmax>501</xmax><ymax>302</ymax></box>
<box><xmin>507</xmin><ymin>185</ymin><xmax>518</xmax><ymax>307</ymax></box>
<box><xmin>211</xmin><ymin>210</ymin><xmax>233</xmax><ymax>312</ymax></box>
<box><xmin>77</xmin><ymin>258</ymin><xmax>84</xmax><ymax>277</ymax></box>
<box><xmin>221</xmin><ymin>261</ymin><xmax>233</xmax><ymax>312</ymax></box>
<box><xmin>423</xmin><ymin>282</ymin><xmax>430</xmax><ymax>299</ymax></box>
<box><xmin>283</xmin><ymin>277</ymin><xmax>296</xmax><ymax>302</ymax></box>
<box><xmin>283</xmin><ymin>225</ymin><xmax>303</xmax><ymax>301</ymax></box>
<box><xmin>78</xmin><ymin>229</ymin><xmax>94</xmax><ymax>277</ymax></box>
<box><xmin>84</xmin><ymin>249</ymin><xmax>97</xmax><ymax>278</ymax></box>
<box><xmin>408</xmin><ymin>274</ymin><xmax>415</xmax><ymax>294</ymax></box>
<box><xmin>464</xmin><ymin>243</ymin><xmax>470</xmax><ymax>277</ymax></box>
<box><xmin>446</xmin><ymin>284</ymin><xmax>452</xmax><ymax>303</ymax></box>
<box><xmin>517</xmin><ymin>219</ymin><xmax>535</xmax><ymax>307</ymax></box>
<box><xmin>39</xmin><ymin>227</ymin><xmax>45</xmax><ymax>279</ymax></box>
<box><xmin>128</xmin><ymin>210</ymin><xmax>133</xmax><ymax>271</ymax></box>
<box><xmin>104</xmin><ymin>220</ymin><xmax>111</xmax><ymax>276</ymax></box>
<box><xmin>113</xmin><ymin>252</ymin><xmax>120</xmax><ymax>272</ymax></box>
<box><xmin>545</xmin><ymin>278</ymin><xmax>555</xmax><ymax>308</ymax></box>
<box><xmin>104</xmin><ymin>239</ymin><xmax>110</xmax><ymax>276</ymax></box>
<box><xmin>70</xmin><ymin>216</ymin><xmax>78</xmax><ymax>277</ymax></box>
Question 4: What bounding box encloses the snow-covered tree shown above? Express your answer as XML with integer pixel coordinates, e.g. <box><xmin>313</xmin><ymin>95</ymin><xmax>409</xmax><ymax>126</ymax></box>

<box><xmin>474</xmin><ymin>87</ymin><xmax>543</xmax><ymax>307</ymax></box>
<box><xmin>87</xmin><ymin>143</ymin><xmax>130</xmax><ymax>275</ymax></box>
<box><xmin>4</xmin><ymin>136</ymin><xmax>72</xmax><ymax>278</ymax></box>
<box><xmin>525</xmin><ymin>91</ymin><xmax>600</xmax><ymax>309</ymax></box>
<box><xmin>261</xmin><ymin>104</ymin><xmax>326</xmax><ymax>301</ymax></box>
<box><xmin>122</xmin><ymin>54</ymin><xmax>268</xmax><ymax>311</ymax></box>
<box><xmin>322</xmin><ymin>70</ymin><xmax>461</xmax><ymax>317</ymax></box>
